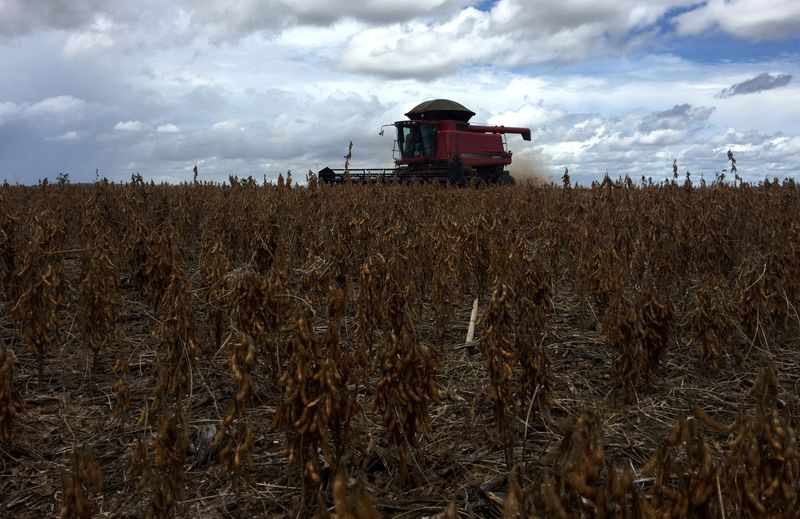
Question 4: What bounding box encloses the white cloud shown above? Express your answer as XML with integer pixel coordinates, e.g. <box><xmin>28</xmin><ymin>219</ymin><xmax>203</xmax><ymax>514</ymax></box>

<box><xmin>61</xmin><ymin>14</ymin><xmax>115</xmax><ymax>56</ymax></box>
<box><xmin>674</xmin><ymin>0</ymin><xmax>800</xmax><ymax>40</ymax></box>
<box><xmin>489</xmin><ymin>103</ymin><xmax>566</xmax><ymax>128</ymax></box>
<box><xmin>278</xmin><ymin>20</ymin><xmax>364</xmax><ymax>49</ymax></box>
<box><xmin>156</xmin><ymin>123</ymin><xmax>179</xmax><ymax>133</ymax></box>
<box><xmin>114</xmin><ymin>120</ymin><xmax>142</xmax><ymax>131</ymax></box>
<box><xmin>0</xmin><ymin>95</ymin><xmax>86</xmax><ymax>125</ymax></box>
<box><xmin>337</xmin><ymin>1</ymin><xmax>703</xmax><ymax>78</ymax></box>
<box><xmin>63</xmin><ymin>29</ymin><xmax>114</xmax><ymax>57</ymax></box>
<box><xmin>338</xmin><ymin>10</ymin><xmax>500</xmax><ymax>79</ymax></box>
<box><xmin>2</xmin><ymin>1</ymin><xmax>797</xmax><ymax>80</ymax></box>
<box><xmin>211</xmin><ymin>120</ymin><xmax>239</xmax><ymax>132</ymax></box>
<box><xmin>632</xmin><ymin>128</ymin><xmax>687</xmax><ymax>146</ymax></box>
<box><xmin>24</xmin><ymin>95</ymin><xmax>86</xmax><ymax>119</ymax></box>
<box><xmin>0</xmin><ymin>100</ymin><xmax>23</xmax><ymax>124</ymax></box>
<box><xmin>48</xmin><ymin>130</ymin><xmax>80</xmax><ymax>141</ymax></box>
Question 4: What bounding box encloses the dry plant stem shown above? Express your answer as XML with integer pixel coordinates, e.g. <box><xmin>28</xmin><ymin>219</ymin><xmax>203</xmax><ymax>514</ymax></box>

<box><xmin>521</xmin><ymin>384</ymin><xmax>539</xmax><ymax>471</ymax></box>
<box><xmin>111</xmin><ymin>329</ymin><xmax>131</xmax><ymax>423</ymax></box>
<box><xmin>322</xmin><ymin>285</ymin><xmax>358</xmax><ymax>469</ymax></box>
<box><xmin>466</xmin><ymin>296</ymin><xmax>478</xmax><ymax>344</ymax></box>
<box><xmin>503</xmin><ymin>466</ymin><xmax>522</xmax><ymax>519</ymax></box>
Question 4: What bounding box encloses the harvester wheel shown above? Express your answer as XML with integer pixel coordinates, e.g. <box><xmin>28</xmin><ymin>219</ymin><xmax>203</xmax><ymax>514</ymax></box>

<box><xmin>448</xmin><ymin>168</ymin><xmax>466</xmax><ymax>187</ymax></box>
<box><xmin>497</xmin><ymin>174</ymin><xmax>515</xmax><ymax>185</ymax></box>
<box><xmin>470</xmin><ymin>177</ymin><xmax>484</xmax><ymax>188</ymax></box>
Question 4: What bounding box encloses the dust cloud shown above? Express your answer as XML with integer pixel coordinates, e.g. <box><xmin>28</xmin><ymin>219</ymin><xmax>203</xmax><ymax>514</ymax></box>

<box><xmin>509</xmin><ymin>151</ymin><xmax>553</xmax><ymax>185</ymax></box>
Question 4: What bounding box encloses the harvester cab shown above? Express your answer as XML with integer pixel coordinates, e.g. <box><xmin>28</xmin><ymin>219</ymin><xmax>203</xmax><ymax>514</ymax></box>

<box><xmin>395</xmin><ymin>121</ymin><xmax>438</xmax><ymax>160</ymax></box>
<box><xmin>318</xmin><ymin>99</ymin><xmax>531</xmax><ymax>185</ymax></box>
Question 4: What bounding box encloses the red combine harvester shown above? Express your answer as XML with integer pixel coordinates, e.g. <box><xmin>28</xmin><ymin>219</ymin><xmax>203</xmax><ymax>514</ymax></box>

<box><xmin>318</xmin><ymin>99</ymin><xmax>531</xmax><ymax>186</ymax></box>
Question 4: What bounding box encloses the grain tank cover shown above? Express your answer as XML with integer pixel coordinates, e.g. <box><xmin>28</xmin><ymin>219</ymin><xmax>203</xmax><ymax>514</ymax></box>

<box><xmin>405</xmin><ymin>99</ymin><xmax>476</xmax><ymax>122</ymax></box>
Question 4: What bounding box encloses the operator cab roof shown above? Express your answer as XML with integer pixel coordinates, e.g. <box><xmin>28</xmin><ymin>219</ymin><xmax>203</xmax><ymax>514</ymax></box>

<box><xmin>405</xmin><ymin>99</ymin><xmax>476</xmax><ymax>122</ymax></box>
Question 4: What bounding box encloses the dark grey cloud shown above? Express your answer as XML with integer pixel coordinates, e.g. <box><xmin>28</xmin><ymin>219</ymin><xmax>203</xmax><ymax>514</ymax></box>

<box><xmin>0</xmin><ymin>64</ymin><xmax>395</xmax><ymax>183</ymax></box>
<box><xmin>0</xmin><ymin>0</ymin><xmax>469</xmax><ymax>45</ymax></box>
<box><xmin>717</xmin><ymin>73</ymin><xmax>793</xmax><ymax>98</ymax></box>
<box><xmin>183</xmin><ymin>86</ymin><xmax>229</xmax><ymax>115</ymax></box>
<box><xmin>289</xmin><ymin>0</ymin><xmax>470</xmax><ymax>26</ymax></box>
<box><xmin>0</xmin><ymin>0</ymin><xmax>290</xmax><ymax>48</ymax></box>
<box><xmin>0</xmin><ymin>0</ymin><xmax>105</xmax><ymax>39</ymax></box>
<box><xmin>638</xmin><ymin>104</ymin><xmax>714</xmax><ymax>133</ymax></box>
<box><xmin>148</xmin><ymin>91</ymin><xmax>390</xmax><ymax>163</ymax></box>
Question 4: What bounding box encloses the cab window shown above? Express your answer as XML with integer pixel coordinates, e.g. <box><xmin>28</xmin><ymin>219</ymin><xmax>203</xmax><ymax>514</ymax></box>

<box><xmin>398</xmin><ymin>124</ymin><xmax>436</xmax><ymax>158</ymax></box>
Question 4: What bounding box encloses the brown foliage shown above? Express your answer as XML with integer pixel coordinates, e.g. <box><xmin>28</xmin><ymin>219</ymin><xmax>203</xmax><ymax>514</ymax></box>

<box><xmin>11</xmin><ymin>214</ymin><xmax>64</xmax><ymax>383</ymax></box>
<box><xmin>75</xmin><ymin>230</ymin><xmax>119</xmax><ymax>373</ymax></box>
<box><xmin>59</xmin><ymin>446</ymin><xmax>102</xmax><ymax>519</ymax></box>
<box><xmin>215</xmin><ymin>328</ymin><xmax>256</xmax><ymax>484</ymax></box>
<box><xmin>374</xmin><ymin>290</ymin><xmax>440</xmax><ymax>487</ymax></box>
<box><xmin>3</xmin><ymin>179</ymin><xmax>800</xmax><ymax>517</ymax></box>
<box><xmin>0</xmin><ymin>346</ymin><xmax>24</xmax><ymax>445</ymax></box>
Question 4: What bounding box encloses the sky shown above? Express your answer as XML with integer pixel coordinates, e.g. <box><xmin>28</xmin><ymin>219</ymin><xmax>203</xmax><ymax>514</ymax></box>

<box><xmin>1</xmin><ymin>0</ymin><xmax>799</xmax><ymax>185</ymax></box>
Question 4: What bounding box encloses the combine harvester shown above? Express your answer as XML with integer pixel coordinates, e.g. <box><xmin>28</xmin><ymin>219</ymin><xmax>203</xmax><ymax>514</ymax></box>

<box><xmin>319</xmin><ymin>99</ymin><xmax>531</xmax><ymax>186</ymax></box>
